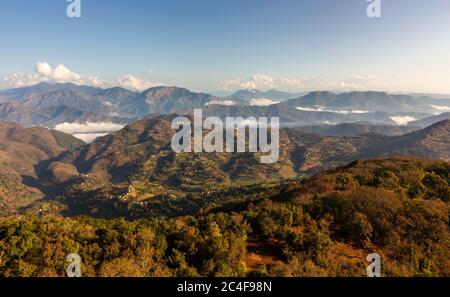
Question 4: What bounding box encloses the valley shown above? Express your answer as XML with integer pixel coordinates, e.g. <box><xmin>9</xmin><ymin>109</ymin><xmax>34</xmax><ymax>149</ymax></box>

<box><xmin>0</xmin><ymin>111</ymin><xmax>448</xmax><ymax>219</ymax></box>
<box><xmin>2</xmin><ymin>0</ymin><xmax>450</xmax><ymax>282</ymax></box>
<box><xmin>0</xmin><ymin>83</ymin><xmax>448</xmax><ymax>277</ymax></box>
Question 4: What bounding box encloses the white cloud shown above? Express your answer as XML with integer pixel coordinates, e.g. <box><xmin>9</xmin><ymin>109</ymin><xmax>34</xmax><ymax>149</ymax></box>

<box><xmin>73</xmin><ymin>133</ymin><xmax>109</xmax><ymax>143</ymax></box>
<box><xmin>430</xmin><ymin>105</ymin><xmax>450</xmax><ymax>112</ymax></box>
<box><xmin>389</xmin><ymin>116</ymin><xmax>416</xmax><ymax>125</ymax></box>
<box><xmin>249</xmin><ymin>98</ymin><xmax>280</xmax><ymax>106</ymax></box>
<box><xmin>1</xmin><ymin>62</ymin><xmax>107</xmax><ymax>88</ymax></box>
<box><xmin>102</xmin><ymin>101</ymin><xmax>114</xmax><ymax>107</ymax></box>
<box><xmin>296</xmin><ymin>106</ymin><xmax>369</xmax><ymax>114</ymax></box>
<box><xmin>218</xmin><ymin>74</ymin><xmax>398</xmax><ymax>92</ymax></box>
<box><xmin>205</xmin><ymin>100</ymin><xmax>237</xmax><ymax>106</ymax></box>
<box><xmin>36</xmin><ymin>62</ymin><xmax>52</xmax><ymax>76</ymax></box>
<box><xmin>1</xmin><ymin>62</ymin><xmax>162</xmax><ymax>91</ymax></box>
<box><xmin>1</xmin><ymin>72</ymin><xmax>41</xmax><ymax>88</ymax></box>
<box><xmin>218</xmin><ymin>75</ymin><xmax>275</xmax><ymax>91</ymax></box>
<box><xmin>54</xmin><ymin>122</ymin><xmax>125</xmax><ymax>134</ymax></box>
<box><xmin>117</xmin><ymin>75</ymin><xmax>161</xmax><ymax>91</ymax></box>
<box><xmin>339</xmin><ymin>75</ymin><xmax>396</xmax><ymax>92</ymax></box>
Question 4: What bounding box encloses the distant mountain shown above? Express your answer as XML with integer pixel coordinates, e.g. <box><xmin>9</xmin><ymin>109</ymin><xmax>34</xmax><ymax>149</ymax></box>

<box><xmin>407</xmin><ymin>92</ymin><xmax>450</xmax><ymax>99</ymax></box>
<box><xmin>118</xmin><ymin>86</ymin><xmax>221</xmax><ymax>117</ymax></box>
<box><xmin>282</xmin><ymin>91</ymin><xmax>337</xmax><ymax>107</ymax></box>
<box><xmin>1</xmin><ymin>83</ymin><xmax>448</xmax><ymax>137</ymax></box>
<box><xmin>408</xmin><ymin>112</ymin><xmax>450</xmax><ymax>128</ymax></box>
<box><xmin>334</xmin><ymin>91</ymin><xmax>398</xmax><ymax>110</ymax></box>
<box><xmin>281</xmin><ymin>91</ymin><xmax>450</xmax><ymax>114</ymax></box>
<box><xmin>2</xmin><ymin>83</ymin><xmax>136</xmax><ymax>115</ymax></box>
<box><xmin>195</xmin><ymin>103</ymin><xmax>427</xmax><ymax>127</ymax></box>
<box><xmin>0</xmin><ymin>82</ymin><xmax>104</xmax><ymax>103</ymax></box>
<box><xmin>0</xmin><ymin>83</ymin><xmax>137</xmax><ymax>130</ymax></box>
<box><xmin>0</xmin><ymin>84</ymin><xmax>237</xmax><ymax>143</ymax></box>
<box><xmin>40</xmin><ymin>105</ymin><xmax>132</xmax><ymax>128</ymax></box>
<box><xmin>20</xmin><ymin>90</ymin><xmax>117</xmax><ymax>116</ymax></box>
<box><xmin>1</xmin><ymin>83</ymin><xmax>231</xmax><ymax>122</ymax></box>
<box><xmin>0</xmin><ymin>102</ymin><xmax>132</xmax><ymax>128</ymax></box>
<box><xmin>0</xmin><ymin>102</ymin><xmax>51</xmax><ymax>126</ymax></box>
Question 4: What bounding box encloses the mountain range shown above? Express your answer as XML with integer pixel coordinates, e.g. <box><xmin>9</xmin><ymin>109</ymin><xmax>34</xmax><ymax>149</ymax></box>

<box><xmin>0</xmin><ymin>115</ymin><xmax>446</xmax><ymax>218</ymax></box>
<box><xmin>1</xmin><ymin>83</ymin><xmax>450</xmax><ymax>142</ymax></box>
<box><xmin>281</xmin><ymin>91</ymin><xmax>450</xmax><ymax>113</ymax></box>
<box><xmin>224</xmin><ymin>89</ymin><xmax>304</xmax><ymax>105</ymax></box>
<box><xmin>408</xmin><ymin>112</ymin><xmax>450</xmax><ymax>128</ymax></box>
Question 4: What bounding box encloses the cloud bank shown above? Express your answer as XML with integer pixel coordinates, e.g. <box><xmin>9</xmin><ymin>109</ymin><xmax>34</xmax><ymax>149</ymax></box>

<box><xmin>54</xmin><ymin>121</ymin><xmax>126</xmax><ymax>143</ymax></box>
<box><xmin>205</xmin><ymin>100</ymin><xmax>237</xmax><ymax>106</ymax></box>
<box><xmin>117</xmin><ymin>75</ymin><xmax>160</xmax><ymax>91</ymax></box>
<box><xmin>389</xmin><ymin>116</ymin><xmax>416</xmax><ymax>125</ymax></box>
<box><xmin>249</xmin><ymin>98</ymin><xmax>280</xmax><ymax>106</ymax></box>
<box><xmin>54</xmin><ymin>122</ymin><xmax>125</xmax><ymax>134</ymax></box>
<box><xmin>2</xmin><ymin>63</ymin><xmax>434</xmax><ymax>94</ymax></box>
<box><xmin>1</xmin><ymin>62</ymin><xmax>162</xmax><ymax>91</ymax></box>
<box><xmin>73</xmin><ymin>133</ymin><xmax>109</xmax><ymax>143</ymax></box>
<box><xmin>430</xmin><ymin>105</ymin><xmax>450</xmax><ymax>112</ymax></box>
<box><xmin>296</xmin><ymin>106</ymin><xmax>369</xmax><ymax>114</ymax></box>
<box><xmin>218</xmin><ymin>74</ymin><xmax>397</xmax><ymax>92</ymax></box>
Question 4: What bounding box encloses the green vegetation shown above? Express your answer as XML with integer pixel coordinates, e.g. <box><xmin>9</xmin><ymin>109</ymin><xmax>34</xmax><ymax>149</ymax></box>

<box><xmin>0</xmin><ymin>157</ymin><xmax>448</xmax><ymax>277</ymax></box>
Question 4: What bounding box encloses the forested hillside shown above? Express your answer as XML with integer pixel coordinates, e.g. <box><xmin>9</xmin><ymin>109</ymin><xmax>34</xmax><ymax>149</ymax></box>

<box><xmin>1</xmin><ymin>158</ymin><xmax>448</xmax><ymax>277</ymax></box>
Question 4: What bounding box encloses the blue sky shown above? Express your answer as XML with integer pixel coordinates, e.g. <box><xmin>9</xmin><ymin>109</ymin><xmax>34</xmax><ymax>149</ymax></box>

<box><xmin>0</xmin><ymin>0</ymin><xmax>449</xmax><ymax>93</ymax></box>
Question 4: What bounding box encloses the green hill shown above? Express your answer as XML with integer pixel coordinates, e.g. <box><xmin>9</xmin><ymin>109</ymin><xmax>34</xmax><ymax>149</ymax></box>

<box><xmin>0</xmin><ymin>157</ymin><xmax>448</xmax><ymax>276</ymax></box>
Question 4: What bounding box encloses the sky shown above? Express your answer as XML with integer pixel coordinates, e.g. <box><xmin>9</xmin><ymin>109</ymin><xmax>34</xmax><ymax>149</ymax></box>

<box><xmin>0</xmin><ymin>0</ymin><xmax>449</xmax><ymax>93</ymax></box>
